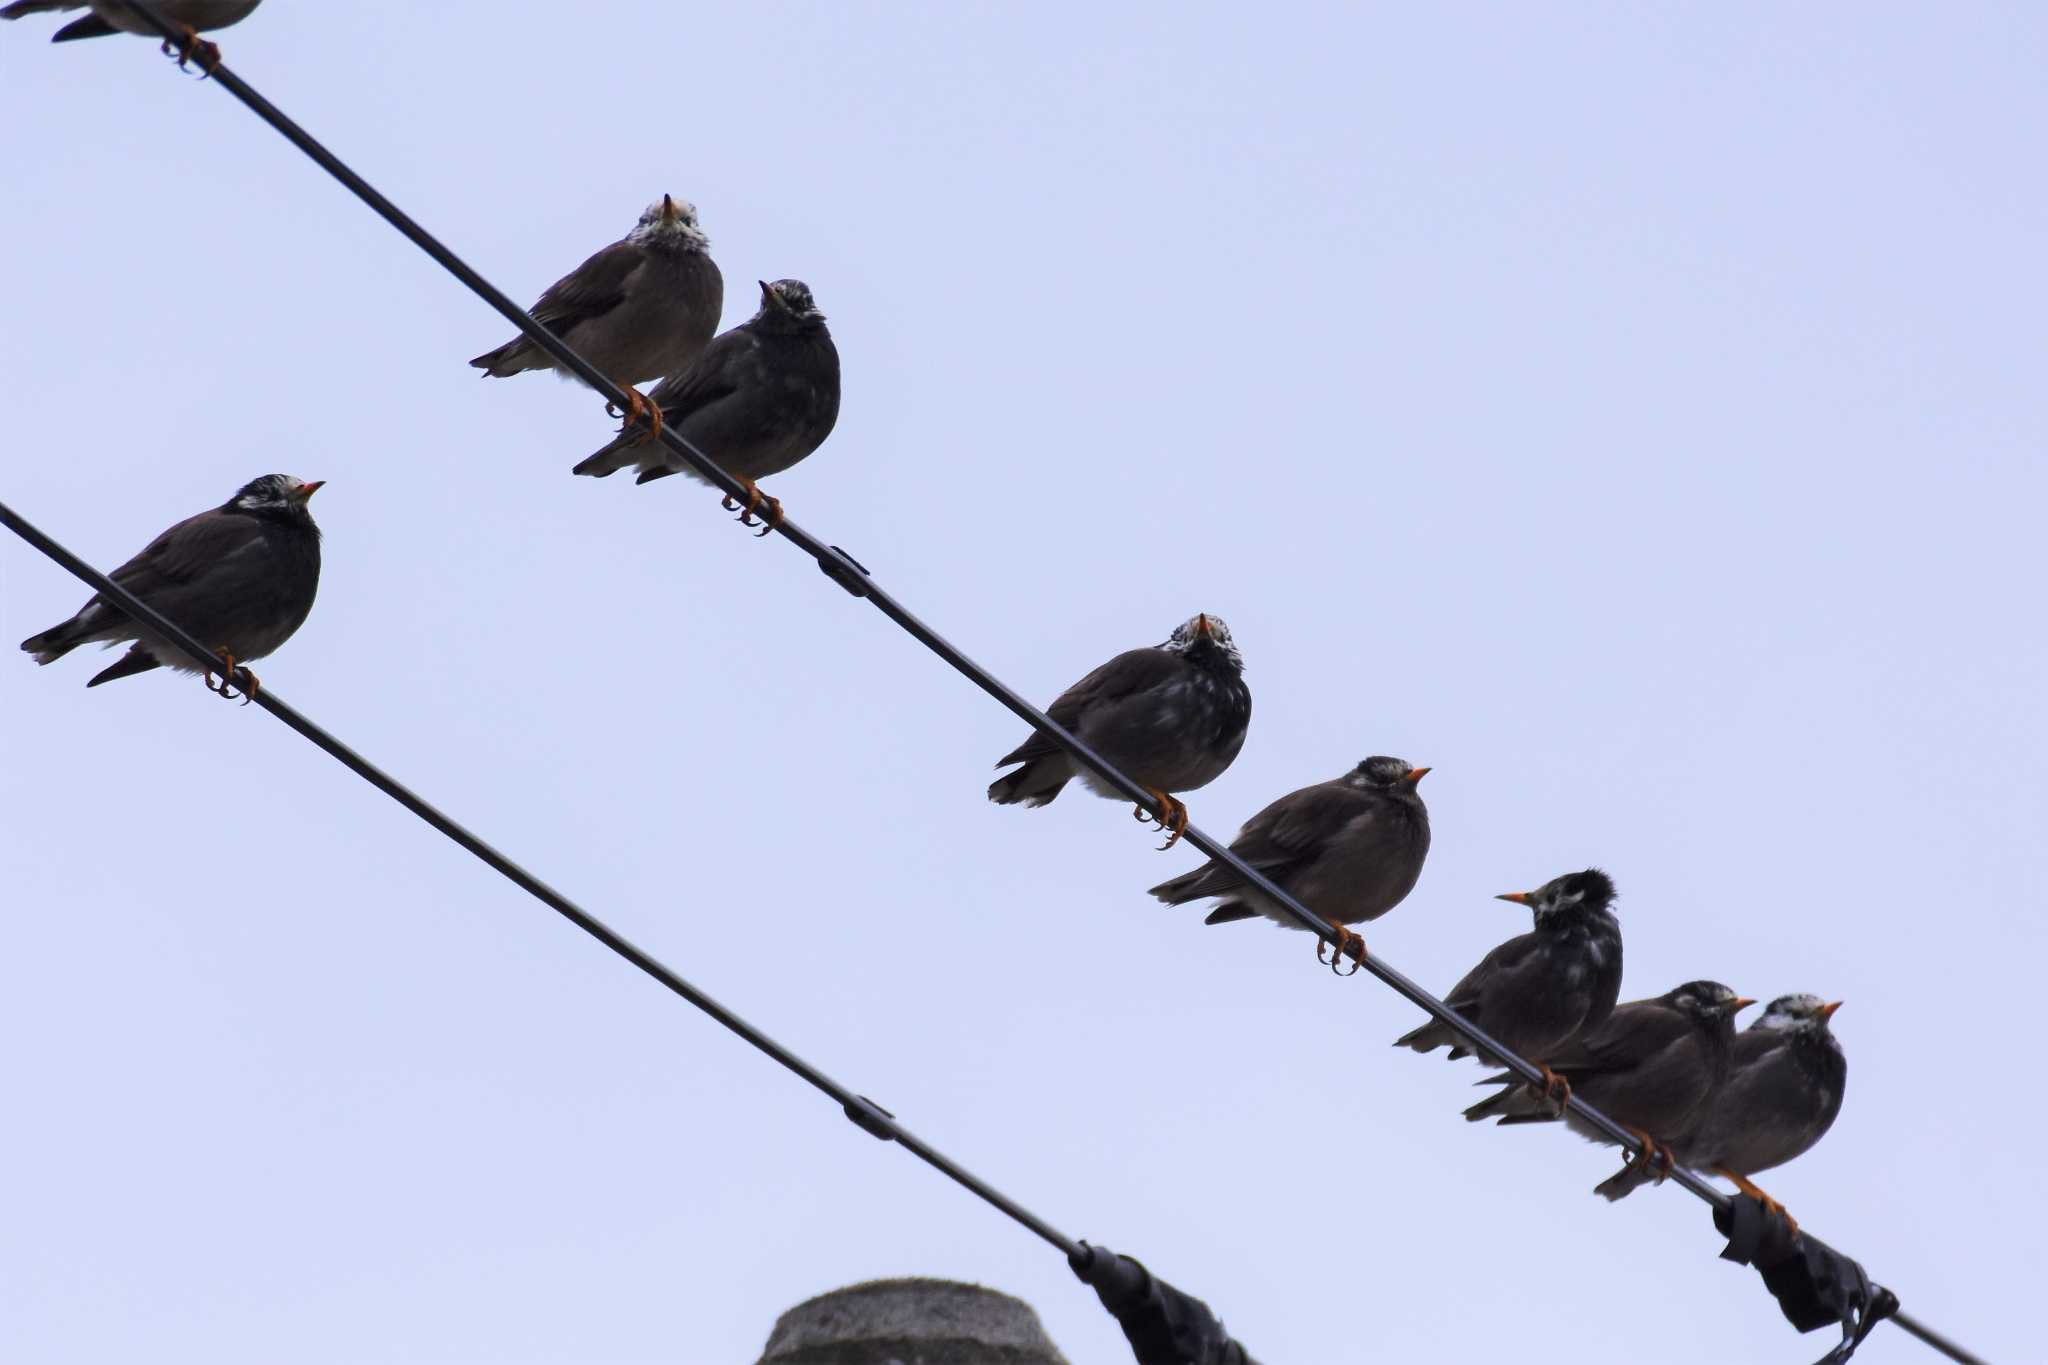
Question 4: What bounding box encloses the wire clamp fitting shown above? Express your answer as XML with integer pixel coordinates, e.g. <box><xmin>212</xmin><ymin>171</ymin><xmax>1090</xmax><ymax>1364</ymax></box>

<box><xmin>820</xmin><ymin>545</ymin><xmax>873</xmax><ymax>598</ymax></box>
<box><xmin>842</xmin><ymin>1094</ymin><xmax>897</xmax><ymax>1141</ymax></box>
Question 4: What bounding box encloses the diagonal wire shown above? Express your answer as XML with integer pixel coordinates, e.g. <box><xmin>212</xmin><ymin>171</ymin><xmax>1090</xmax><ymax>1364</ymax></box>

<box><xmin>18</xmin><ymin>6</ymin><xmax>1978</xmax><ymax>1360</ymax></box>
<box><xmin>0</xmin><ymin>499</ymin><xmax>1080</xmax><ymax>1264</ymax></box>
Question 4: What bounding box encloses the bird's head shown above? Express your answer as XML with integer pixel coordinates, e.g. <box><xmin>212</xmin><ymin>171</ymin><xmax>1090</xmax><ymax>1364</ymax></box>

<box><xmin>230</xmin><ymin>474</ymin><xmax>324</xmax><ymax>519</ymax></box>
<box><xmin>755</xmin><ymin>278</ymin><xmax>826</xmax><ymax>329</ymax></box>
<box><xmin>1752</xmin><ymin>993</ymin><xmax>1844</xmax><ymax>1037</ymax></box>
<box><xmin>1496</xmin><ymin>867</ymin><xmax>1616</xmax><ymax>924</ymax></box>
<box><xmin>1665</xmin><ymin>980</ymin><xmax>1754</xmax><ymax>1024</ymax></box>
<box><xmin>630</xmin><ymin>194</ymin><xmax>709</xmax><ymax>250</ymax></box>
<box><xmin>1347</xmin><ymin>755</ymin><xmax>1429</xmax><ymax>793</ymax></box>
<box><xmin>1161</xmin><ymin>613</ymin><xmax>1243</xmax><ymax>670</ymax></box>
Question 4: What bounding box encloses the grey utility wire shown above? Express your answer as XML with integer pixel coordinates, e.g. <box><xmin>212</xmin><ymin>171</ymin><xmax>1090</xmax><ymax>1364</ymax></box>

<box><xmin>20</xmin><ymin>6</ymin><xmax>1975</xmax><ymax>1361</ymax></box>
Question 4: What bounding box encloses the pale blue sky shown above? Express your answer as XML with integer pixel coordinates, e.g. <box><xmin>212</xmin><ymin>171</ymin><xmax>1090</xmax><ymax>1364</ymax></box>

<box><xmin>2</xmin><ymin>4</ymin><xmax>2041</xmax><ymax>1362</ymax></box>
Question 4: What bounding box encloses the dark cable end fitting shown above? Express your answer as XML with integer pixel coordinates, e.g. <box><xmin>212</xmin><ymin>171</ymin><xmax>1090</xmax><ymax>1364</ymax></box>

<box><xmin>1714</xmin><ymin>1196</ymin><xmax>1899</xmax><ymax>1361</ymax></box>
<box><xmin>1069</xmin><ymin>1241</ymin><xmax>1256</xmax><ymax>1365</ymax></box>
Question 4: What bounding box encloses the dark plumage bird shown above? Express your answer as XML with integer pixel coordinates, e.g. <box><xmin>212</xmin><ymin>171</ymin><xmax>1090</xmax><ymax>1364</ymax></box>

<box><xmin>472</xmin><ymin>195</ymin><xmax>723</xmax><ymax>433</ymax></box>
<box><xmin>1394</xmin><ymin>869</ymin><xmax>1622</xmax><ymax>1084</ymax></box>
<box><xmin>989</xmin><ymin>613</ymin><xmax>1250</xmax><ymax>846</ymax></box>
<box><xmin>1148</xmin><ymin>756</ymin><xmax>1430</xmax><ymax>969</ymax></box>
<box><xmin>20</xmin><ymin>474</ymin><xmax>323</xmax><ymax>693</ymax></box>
<box><xmin>2</xmin><ymin>0</ymin><xmax>261</xmax><ymax>69</ymax></box>
<box><xmin>573</xmin><ymin>279</ymin><xmax>841</xmax><ymax>534</ymax></box>
<box><xmin>1464</xmin><ymin>980</ymin><xmax>1752</xmax><ymax>1188</ymax></box>
<box><xmin>1595</xmin><ymin>994</ymin><xmax>1845</xmax><ymax>1220</ymax></box>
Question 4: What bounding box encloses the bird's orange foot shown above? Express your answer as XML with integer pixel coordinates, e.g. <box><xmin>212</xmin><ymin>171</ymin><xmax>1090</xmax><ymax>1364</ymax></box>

<box><xmin>204</xmin><ymin>649</ymin><xmax>257</xmax><ymax>705</ymax></box>
<box><xmin>1537</xmin><ymin>1065</ymin><xmax>1572</xmax><ymax>1114</ymax></box>
<box><xmin>1132</xmin><ymin>787</ymin><xmax>1189</xmax><ymax>850</ymax></box>
<box><xmin>617</xmin><ymin>389</ymin><xmax>663</xmax><ymax>446</ymax></box>
<box><xmin>1716</xmin><ymin>1167</ymin><xmax>1798</xmax><ymax>1235</ymax></box>
<box><xmin>720</xmin><ymin>479</ymin><xmax>783</xmax><ymax>536</ymax></box>
<box><xmin>163</xmin><ymin>27</ymin><xmax>221</xmax><ymax>77</ymax></box>
<box><xmin>1315</xmin><ymin>918</ymin><xmax>1366</xmax><ymax>977</ymax></box>
<box><xmin>1625</xmin><ymin>1127</ymin><xmax>1675</xmax><ymax>1183</ymax></box>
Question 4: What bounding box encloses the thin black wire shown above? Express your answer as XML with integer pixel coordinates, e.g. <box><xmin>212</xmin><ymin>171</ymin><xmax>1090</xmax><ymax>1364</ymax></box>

<box><xmin>41</xmin><ymin>6</ymin><xmax>1981</xmax><ymax>1360</ymax></box>
<box><xmin>0</xmin><ymin>500</ymin><xmax>1078</xmax><ymax>1263</ymax></box>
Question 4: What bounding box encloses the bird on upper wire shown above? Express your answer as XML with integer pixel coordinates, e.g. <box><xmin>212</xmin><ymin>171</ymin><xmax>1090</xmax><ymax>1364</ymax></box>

<box><xmin>472</xmin><ymin>195</ymin><xmax>724</xmax><ymax>441</ymax></box>
<box><xmin>988</xmin><ymin>613</ymin><xmax>1251</xmax><ymax>848</ymax></box>
<box><xmin>1394</xmin><ymin>868</ymin><xmax>1623</xmax><ymax>1104</ymax></box>
<box><xmin>1594</xmin><ymin>993</ymin><xmax>1845</xmax><ymax>1229</ymax></box>
<box><xmin>19</xmin><ymin>474</ymin><xmax>324</xmax><ymax>702</ymax></box>
<box><xmin>1464</xmin><ymin>979</ymin><xmax>1752</xmax><ymax>1192</ymax></box>
<box><xmin>1148</xmin><ymin>756</ymin><xmax>1431</xmax><ymax>973</ymax></box>
<box><xmin>572</xmin><ymin>278</ymin><xmax>840</xmax><ymax>536</ymax></box>
<box><xmin>0</xmin><ymin>0</ymin><xmax>261</xmax><ymax>73</ymax></box>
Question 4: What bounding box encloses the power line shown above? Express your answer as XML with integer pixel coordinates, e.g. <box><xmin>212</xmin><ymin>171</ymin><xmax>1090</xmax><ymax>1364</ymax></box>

<box><xmin>12</xmin><ymin>6</ymin><xmax>1980</xmax><ymax>1360</ymax></box>
<box><xmin>0</xmin><ymin>496</ymin><xmax>1082</xmax><ymax>1263</ymax></box>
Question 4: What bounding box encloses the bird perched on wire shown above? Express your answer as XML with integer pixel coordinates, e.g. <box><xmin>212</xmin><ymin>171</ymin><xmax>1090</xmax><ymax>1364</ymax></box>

<box><xmin>0</xmin><ymin>0</ymin><xmax>260</xmax><ymax>72</ymax></box>
<box><xmin>1147</xmin><ymin>756</ymin><xmax>1430</xmax><ymax>972</ymax></box>
<box><xmin>988</xmin><ymin>613</ymin><xmax>1250</xmax><ymax>848</ymax></box>
<box><xmin>1394</xmin><ymin>868</ymin><xmax>1623</xmax><ymax>1102</ymax></box>
<box><xmin>471</xmin><ymin>195</ymin><xmax>723</xmax><ymax>440</ymax></box>
<box><xmin>19</xmin><ymin>474</ymin><xmax>323</xmax><ymax>700</ymax></box>
<box><xmin>1594</xmin><ymin>994</ymin><xmax>1845</xmax><ymax>1225</ymax></box>
<box><xmin>572</xmin><ymin>279</ymin><xmax>840</xmax><ymax>536</ymax></box>
<box><xmin>1464</xmin><ymin>980</ymin><xmax>1752</xmax><ymax>1190</ymax></box>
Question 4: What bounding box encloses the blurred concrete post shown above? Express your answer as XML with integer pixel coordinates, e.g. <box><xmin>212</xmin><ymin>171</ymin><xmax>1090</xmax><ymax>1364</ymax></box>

<box><xmin>755</xmin><ymin>1277</ymin><xmax>1069</xmax><ymax>1364</ymax></box>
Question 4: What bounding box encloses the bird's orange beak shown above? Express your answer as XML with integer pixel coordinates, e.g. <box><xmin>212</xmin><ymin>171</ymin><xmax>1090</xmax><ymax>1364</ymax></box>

<box><xmin>1195</xmin><ymin>613</ymin><xmax>1213</xmax><ymax>636</ymax></box>
<box><xmin>1821</xmin><ymin>1000</ymin><xmax>1844</xmax><ymax>1021</ymax></box>
<box><xmin>758</xmin><ymin>279</ymin><xmax>777</xmax><ymax>305</ymax></box>
<box><xmin>1495</xmin><ymin>891</ymin><xmax>1531</xmax><ymax>904</ymax></box>
<box><xmin>1731</xmin><ymin>997</ymin><xmax>1757</xmax><ymax>1012</ymax></box>
<box><xmin>1405</xmin><ymin>766</ymin><xmax>1431</xmax><ymax>784</ymax></box>
<box><xmin>660</xmin><ymin>194</ymin><xmax>680</xmax><ymax>224</ymax></box>
<box><xmin>295</xmin><ymin>480</ymin><xmax>325</xmax><ymax>502</ymax></box>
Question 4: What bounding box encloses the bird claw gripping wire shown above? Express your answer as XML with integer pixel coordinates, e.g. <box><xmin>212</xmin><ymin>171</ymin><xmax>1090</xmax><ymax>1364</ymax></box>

<box><xmin>203</xmin><ymin>649</ymin><xmax>257</xmax><ymax>705</ymax></box>
<box><xmin>611</xmin><ymin>389</ymin><xmax>663</xmax><ymax>446</ymax></box>
<box><xmin>721</xmin><ymin>480</ymin><xmax>783</xmax><ymax>537</ymax></box>
<box><xmin>1537</xmin><ymin>1065</ymin><xmax>1572</xmax><ymax>1115</ymax></box>
<box><xmin>1623</xmin><ymin>1127</ymin><xmax>1675</xmax><ymax>1184</ymax></box>
<box><xmin>162</xmin><ymin>27</ymin><xmax>222</xmax><ymax>79</ymax></box>
<box><xmin>1133</xmin><ymin>787</ymin><xmax>1189</xmax><ymax>850</ymax></box>
<box><xmin>1316</xmin><ymin>921</ymin><xmax>1366</xmax><ymax>977</ymax></box>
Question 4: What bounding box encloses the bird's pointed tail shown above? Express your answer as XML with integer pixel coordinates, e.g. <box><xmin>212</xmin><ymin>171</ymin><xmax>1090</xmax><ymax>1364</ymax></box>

<box><xmin>20</xmin><ymin>617</ymin><xmax>88</xmax><ymax>665</ymax></box>
<box><xmin>469</xmin><ymin>337</ymin><xmax>541</xmax><ymax>378</ymax></box>
<box><xmin>1593</xmin><ymin>1160</ymin><xmax>1656</xmax><ymax>1202</ymax></box>
<box><xmin>86</xmin><ymin>646</ymin><xmax>162</xmax><ymax>688</ymax></box>
<box><xmin>572</xmin><ymin>433</ymin><xmax>637</xmax><ymax>478</ymax></box>
<box><xmin>987</xmin><ymin>756</ymin><xmax>1070</xmax><ymax>807</ymax></box>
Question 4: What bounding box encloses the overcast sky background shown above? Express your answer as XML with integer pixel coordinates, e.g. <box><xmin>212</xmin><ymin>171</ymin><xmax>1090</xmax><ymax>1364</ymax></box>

<box><xmin>3</xmin><ymin>4</ymin><xmax>2042</xmax><ymax>1362</ymax></box>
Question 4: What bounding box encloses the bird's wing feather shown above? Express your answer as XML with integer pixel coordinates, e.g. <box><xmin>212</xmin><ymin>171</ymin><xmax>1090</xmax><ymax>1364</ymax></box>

<box><xmin>997</xmin><ymin>648</ymin><xmax>1182</xmax><ymax>767</ymax></box>
<box><xmin>107</xmin><ymin>510</ymin><xmax>265</xmax><ymax>601</ymax></box>
<box><xmin>528</xmin><ymin>240</ymin><xmax>647</xmax><ymax>335</ymax></box>
<box><xmin>1441</xmin><ymin>931</ymin><xmax>1545</xmax><ymax>1013</ymax></box>
<box><xmin>1230</xmin><ymin>781</ymin><xmax>1372</xmax><ymax>868</ymax></box>
<box><xmin>1156</xmin><ymin>781</ymin><xmax>1367</xmax><ymax>902</ymax></box>
<box><xmin>1545</xmin><ymin>1001</ymin><xmax>1691</xmax><ymax>1077</ymax></box>
<box><xmin>647</xmin><ymin>328</ymin><xmax>759</xmax><ymax>419</ymax></box>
